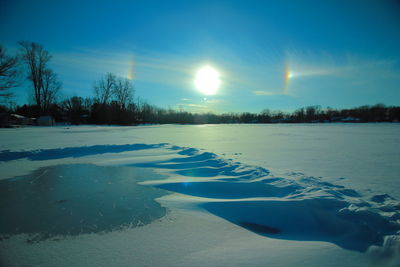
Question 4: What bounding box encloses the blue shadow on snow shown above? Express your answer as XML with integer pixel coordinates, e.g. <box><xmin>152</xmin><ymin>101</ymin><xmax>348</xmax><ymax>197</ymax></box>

<box><xmin>0</xmin><ymin>143</ymin><xmax>166</xmax><ymax>162</ymax></box>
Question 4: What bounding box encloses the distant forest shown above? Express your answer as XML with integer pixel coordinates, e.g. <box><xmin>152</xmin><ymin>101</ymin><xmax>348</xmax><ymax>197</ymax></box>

<box><xmin>1</xmin><ymin>42</ymin><xmax>400</xmax><ymax>125</ymax></box>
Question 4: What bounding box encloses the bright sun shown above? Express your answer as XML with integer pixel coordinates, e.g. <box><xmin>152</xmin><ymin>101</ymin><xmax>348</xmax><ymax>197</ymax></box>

<box><xmin>194</xmin><ymin>66</ymin><xmax>221</xmax><ymax>95</ymax></box>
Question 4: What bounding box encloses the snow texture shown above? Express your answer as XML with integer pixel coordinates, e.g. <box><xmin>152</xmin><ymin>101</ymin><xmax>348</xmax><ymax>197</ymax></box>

<box><xmin>0</xmin><ymin>124</ymin><xmax>399</xmax><ymax>266</ymax></box>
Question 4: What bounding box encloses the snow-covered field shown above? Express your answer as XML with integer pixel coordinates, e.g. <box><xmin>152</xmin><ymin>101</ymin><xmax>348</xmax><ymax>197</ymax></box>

<box><xmin>0</xmin><ymin>124</ymin><xmax>399</xmax><ymax>266</ymax></box>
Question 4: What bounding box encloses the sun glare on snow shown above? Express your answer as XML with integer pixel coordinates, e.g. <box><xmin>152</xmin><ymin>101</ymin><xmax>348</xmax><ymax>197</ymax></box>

<box><xmin>194</xmin><ymin>66</ymin><xmax>221</xmax><ymax>95</ymax></box>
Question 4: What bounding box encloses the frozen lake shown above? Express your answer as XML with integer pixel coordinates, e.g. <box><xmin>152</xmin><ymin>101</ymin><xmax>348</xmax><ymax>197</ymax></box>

<box><xmin>0</xmin><ymin>164</ymin><xmax>168</xmax><ymax>241</ymax></box>
<box><xmin>0</xmin><ymin>124</ymin><xmax>399</xmax><ymax>266</ymax></box>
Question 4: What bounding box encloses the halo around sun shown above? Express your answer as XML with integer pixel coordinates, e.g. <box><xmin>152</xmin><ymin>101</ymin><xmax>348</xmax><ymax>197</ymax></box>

<box><xmin>194</xmin><ymin>66</ymin><xmax>221</xmax><ymax>95</ymax></box>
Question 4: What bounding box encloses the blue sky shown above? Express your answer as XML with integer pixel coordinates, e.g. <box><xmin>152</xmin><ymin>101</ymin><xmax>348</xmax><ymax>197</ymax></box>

<box><xmin>1</xmin><ymin>0</ymin><xmax>400</xmax><ymax>113</ymax></box>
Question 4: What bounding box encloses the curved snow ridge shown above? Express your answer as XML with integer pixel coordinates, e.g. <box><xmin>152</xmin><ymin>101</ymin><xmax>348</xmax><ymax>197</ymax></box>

<box><xmin>133</xmin><ymin>144</ymin><xmax>400</xmax><ymax>252</ymax></box>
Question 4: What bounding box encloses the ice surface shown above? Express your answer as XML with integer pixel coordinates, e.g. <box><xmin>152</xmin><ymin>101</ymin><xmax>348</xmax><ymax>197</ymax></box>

<box><xmin>0</xmin><ymin>164</ymin><xmax>168</xmax><ymax>241</ymax></box>
<box><xmin>0</xmin><ymin>124</ymin><xmax>399</xmax><ymax>266</ymax></box>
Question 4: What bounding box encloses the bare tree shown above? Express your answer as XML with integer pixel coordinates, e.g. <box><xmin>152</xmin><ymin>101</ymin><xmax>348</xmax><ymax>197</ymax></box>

<box><xmin>19</xmin><ymin>41</ymin><xmax>60</xmax><ymax>111</ymax></box>
<box><xmin>61</xmin><ymin>96</ymin><xmax>80</xmax><ymax>113</ymax></box>
<box><xmin>61</xmin><ymin>96</ymin><xmax>87</xmax><ymax>124</ymax></box>
<box><xmin>94</xmin><ymin>72</ymin><xmax>116</xmax><ymax>105</ymax></box>
<box><xmin>113</xmin><ymin>77</ymin><xmax>134</xmax><ymax>109</ymax></box>
<box><xmin>0</xmin><ymin>45</ymin><xmax>19</xmax><ymax>98</ymax></box>
<box><xmin>41</xmin><ymin>69</ymin><xmax>61</xmax><ymax>111</ymax></box>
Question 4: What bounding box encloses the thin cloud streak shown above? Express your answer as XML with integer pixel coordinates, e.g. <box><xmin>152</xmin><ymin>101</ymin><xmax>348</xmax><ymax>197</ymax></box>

<box><xmin>50</xmin><ymin>47</ymin><xmax>400</xmax><ymax>108</ymax></box>
<box><xmin>253</xmin><ymin>90</ymin><xmax>288</xmax><ymax>96</ymax></box>
<box><xmin>286</xmin><ymin>50</ymin><xmax>400</xmax><ymax>79</ymax></box>
<box><xmin>51</xmin><ymin>47</ymin><xmax>285</xmax><ymax>96</ymax></box>
<box><xmin>52</xmin><ymin>49</ymin><xmax>193</xmax><ymax>88</ymax></box>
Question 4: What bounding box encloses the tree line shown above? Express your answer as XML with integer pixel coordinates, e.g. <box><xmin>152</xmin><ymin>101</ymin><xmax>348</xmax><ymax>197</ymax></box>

<box><xmin>1</xmin><ymin>42</ymin><xmax>400</xmax><ymax>125</ymax></box>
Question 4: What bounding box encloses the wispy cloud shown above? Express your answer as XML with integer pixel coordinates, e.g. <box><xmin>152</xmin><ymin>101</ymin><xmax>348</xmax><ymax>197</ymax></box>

<box><xmin>50</xmin><ymin>46</ymin><xmax>400</xmax><ymax>108</ymax></box>
<box><xmin>253</xmin><ymin>90</ymin><xmax>287</xmax><ymax>96</ymax></box>
<box><xmin>285</xmin><ymin>50</ymin><xmax>400</xmax><ymax>80</ymax></box>
<box><xmin>51</xmin><ymin>48</ymin><xmax>196</xmax><ymax>89</ymax></box>
<box><xmin>51</xmin><ymin>46</ymin><xmax>287</xmax><ymax>97</ymax></box>
<box><xmin>176</xmin><ymin>97</ymin><xmax>224</xmax><ymax>113</ymax></box>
